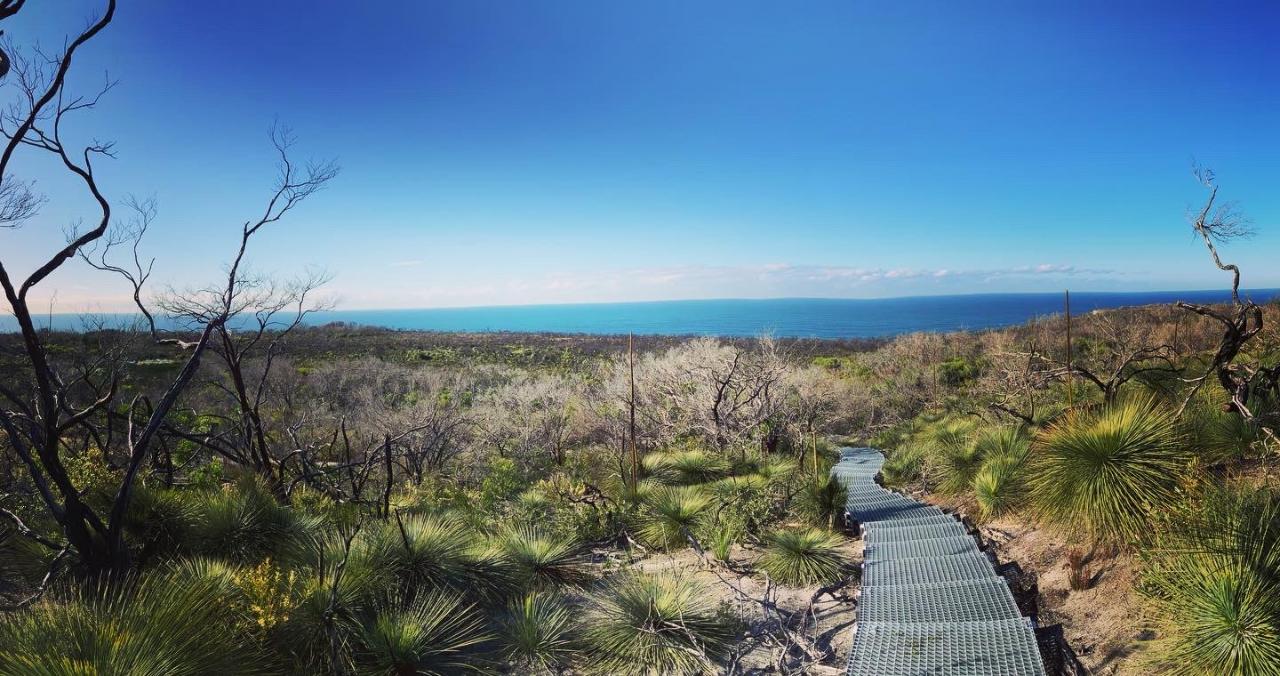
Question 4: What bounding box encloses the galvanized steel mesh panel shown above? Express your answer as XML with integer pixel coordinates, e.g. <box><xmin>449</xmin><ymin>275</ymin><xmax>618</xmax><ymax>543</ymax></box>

<box><xmin>861</xmin><ymin>552</ymin><xmax>997</xmax><ymax>587</ymax></box>
<box><xmin>864</xmin><ymin>520</ymin><xmax>969</xmax><ymax>544</ymax></box>
<box><xmin>847</xmin><ymin>619</ymin><xmax>1047</xmax><ymax>676</ymax></box>
<box><xmin>855</xmin><ymin>504</ymin><xmax>948</xmax><ymax>524</ymax></box>
<box><xmin>864</xmin><ymin>534</ymin><xmax>982</xmax><ymax>562</ymax></box>
<box><xmin>858</xmin><ymin>578</ymin><xmax>1022</xmax><ymax>624</ymax></box>
<box><xmin>832</xmin><ymin>448</ymin><xmax>1046</xmax><ymax>676</ymax></box>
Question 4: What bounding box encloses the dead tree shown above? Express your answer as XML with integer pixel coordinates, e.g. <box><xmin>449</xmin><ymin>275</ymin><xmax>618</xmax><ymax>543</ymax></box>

<box><xmin>0</xmin><ymin>0</ymin><xmax>218</xmax><ymax>573</ymax></box>
<box><xmin>1176</xmin><ymin>168</ymin><xmax>1275</xmax><ymax>439</ymax></box>
<box><xmin>0</xmin><ymin>1</ymin><xmax>337</xmax><ymax>573</ymax></box>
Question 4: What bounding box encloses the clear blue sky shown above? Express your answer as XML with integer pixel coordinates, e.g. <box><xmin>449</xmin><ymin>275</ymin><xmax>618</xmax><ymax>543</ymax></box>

<box><xmin>6</xmin><ymin>1</ymin><xmax>1279</xmax><ymax>311</ymax></box>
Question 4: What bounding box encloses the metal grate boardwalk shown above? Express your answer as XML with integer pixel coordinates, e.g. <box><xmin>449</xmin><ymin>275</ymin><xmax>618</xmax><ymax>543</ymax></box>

<box><xmin>835</xmin><ymin>447</ymin><xmax>1046</xmax><ymax>676</ymax></box>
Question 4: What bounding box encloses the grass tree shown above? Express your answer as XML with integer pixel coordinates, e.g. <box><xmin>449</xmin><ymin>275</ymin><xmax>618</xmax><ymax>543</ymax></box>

<box><xmin>0</xmin><ymin>570</ymin><xmax>261</xmax><ymax>674</ymax></box>
<box><xmin>496</xmin><ymin>592</ymin><xmax>578</xmax><ymax>673</ymax></box>
<box><xmin>758</xmin><ymin>527</ymin><xmax>850</xmax><ymax>586</ymax></box>
<box><xmin>1139</xmin><ymin>486</ymin><xmax>1280</xmax><ymax>675</ymax></box>
<box><xmin>494</xmin><ymin>526</ymin><xmax>590</xmax><ymax>592</ymax></box>
<box><xmin>357</xmin><ymin>590</ymin><xmax>491</xmax><ymax>676</ymax></box>
<box><xmin>638</xmin><ymin>486</ymin><xmax>712</xmax><ymax>549</ymax></box>
<box><xmin>582</xmin><ymin>572</ymin><xmax>734</xmax><ymax>675</ymax></box>
<box><xmin>1028</xmin><ymin>397</ymin><xmax>1188</xmax><ymax>544</ymax></box>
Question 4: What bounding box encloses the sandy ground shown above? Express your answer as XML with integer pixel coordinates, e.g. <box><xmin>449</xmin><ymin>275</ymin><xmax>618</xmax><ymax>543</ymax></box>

<box><xmin>981</xmin><ymin>517</ymin><xmax>1146</xmax><ymax>676</ymax></box>
<box><xmin>628</xmin><ymin>537</ymin><xmax>860</xmax><ymax>675</ymax></box>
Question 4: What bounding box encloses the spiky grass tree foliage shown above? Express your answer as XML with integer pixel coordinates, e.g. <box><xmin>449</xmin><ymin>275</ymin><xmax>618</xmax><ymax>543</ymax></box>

<box><xmin>927</xmin><ymin>419</ymin><xmax>982</xmax><ymax>495</ymax></box>
<box><xmin>881</xmin><ymin>445</ymin><xmax>926</xmax><ymax>487</ymax></box>
<box><xmin>494</xmin><ymin>526</ymin><xmax>590</xmax><ymax>591</ymax></box>
<box><xmin>971</xmin><ymin>427</ymin><xmax>1031</xmax><ymax>520</ymax></box>
<box><xmin>639</xmin><ymin>486</ymin><xmax>713</xmax><ymax>549</ymax></box>
<box><xmin>1028</xmin><ymin>398</ymin><xmax>1188</xmax><ymax>544</ymax></box>
<box><xmin>189</xmin><ymin>476</ymin><xmax>320</xmax><ymax>565</ymax></box>
<box><xmin>642</xmin><ymin>449</ymin><xmax>728</xmax><ymax>485</ymax></box>
<box><xmin>0</xmin><ymin>571</ymin><xmax>261</xmax><ymax>675</ymax></box>
<box><xmin>973</xmin><ymin>455</ymin><xmax>1027</xmax><ymax>521</ymax></box>
<box><xmin>357</xmin><ymin>590</ymin><xmax>491</xmax><ymax>676</ymax></box>
<box><xmin>121</xmin><ymin>484</ymin><xmax>199</xmax><ymax>563</ymax></box>
<box><xmin>758</xmin><ymin>527</ymin><xmax>850</xmax><ymax>586</ymax></box>
<box><xmin>497</xmin><ymin>592</ymin><xmax>578</xmax><ymax>673</ymax></box>
<box><xmin>794</xmin><ymin>473</ymin><xmax>848</xmax><ymax>529</ymax></box>
<box><xmin>1140</xmin><ymin>486</ymin><xmax>1280</xmax><ymax>675</ymax></box>
<box><xmin>358</xmin><ymin>513</ymin><xmax>510</xmax><ymax>600</ymax></box>
<box><xmin>753</xmin><ymin>457</ymin><xmax>797</xmax><ymax>484</ymax></box>
<box><xmin>583</xmin><ymin>572</ymin><xmax>734</xmax><ymax>675</ymax></box>
<box><xmin>1193</xmin><ymin>404</ymin><xmax>1266</xmax><ymax>463</ymax></box>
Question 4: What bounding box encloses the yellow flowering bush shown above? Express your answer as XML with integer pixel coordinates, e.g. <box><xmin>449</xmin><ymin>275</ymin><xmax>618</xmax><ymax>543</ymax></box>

<box><xmin>232</xmin><ymin>558</ymin><xmax>306</xmax><ymax>633</ymax></box>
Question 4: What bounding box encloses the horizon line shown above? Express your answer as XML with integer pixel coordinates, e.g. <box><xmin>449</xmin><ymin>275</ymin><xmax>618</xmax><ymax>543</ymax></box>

<box><xmin>10</xmin><ymin>285</ymin><xmax>1276</xmax><ymax>319</ymax></box>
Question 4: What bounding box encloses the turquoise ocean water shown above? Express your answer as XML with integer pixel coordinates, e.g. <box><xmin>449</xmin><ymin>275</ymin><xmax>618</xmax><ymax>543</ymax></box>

<box><xmin>7</xmin><ymin>289</ymin><xmax>1277</xmax><ymax>338</ymax></box>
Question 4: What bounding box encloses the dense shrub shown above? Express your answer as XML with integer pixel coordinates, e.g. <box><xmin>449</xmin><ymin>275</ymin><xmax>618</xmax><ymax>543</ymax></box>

<box><xmin>758</xmin><ymin>527</ymin><xmax>850</xmax><ymax>585</ymax></box>
<box><xmin>1028</xmin><ymin>398</ymin><xmax>1188</xmax><ymax>544</ymax></box>
<box><xmin>582</xmin><ymin>572</ymin><xmax>735</xmax><ymax>675</ymax></box>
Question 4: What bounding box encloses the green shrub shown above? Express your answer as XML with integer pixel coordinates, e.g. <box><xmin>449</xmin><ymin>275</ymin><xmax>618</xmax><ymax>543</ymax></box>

<box><xmin>973</xmin><ymin>455</ymin><xmax>1026</xmax><ymax>520</ymax></box>
<box><xmin>356</xmin><ymin>590</ymin><xmax>491</xmax><ymax>675</ymax></box>
<box><xmin>793</xmin><ymin>474</ymin><xmax>847</xmax><ymax>529</ymax></box>
<box><xmin>357</xmin><ymin>513</ymin><xmax>510</xmax><ymax>600</ymax></box>
<box><xmin>971</xmin><ymin>426</ymin><xmax>1030</xmax><ymax>520</ymax></box>
<box><xmin>642</xmin><ymin>448</ymin><xmax>728</xmax><ymax>485</ymax></box>
<box><xmin>1028</xmin><ymin>397</ymin><xmax>1188</xmax><ymax>544</ymax></box>
<box><xmin>638</xmin><ymin>486</ymin><xmax>712</xmax><ymax>549</ymax></box>
<box><xmin>494</xmin><ymin>526</ymin><xmax>590</xmax><ymax>591</ymax></box>
<box><xmin>1140</xmin><ymin>486</ymin><xmax>1280</xmax><ymax>675</ymax></box>
<box><xmin>582</xmin><ymin>572</ymin><xmax>734</xmax><ymax>675</ymax></box>
<box><xmin>0</xmin><ymin>570</ymin><xmax>261</xmax><ymax>675</ymax></box>
<box><xmin>496</xmin><ymin>592</ymin><xmax>577</xmax><ymax>672</ymax></box>
<box><xmin>929</xmin><ymin>420</ymin><xmax>983</xmax><ymax>496</ymax></box>
<box><xmin>881</xmin><ymin>444</ymin><xmax>926</xmax><ymax>487</ymax></box>
<box><xmin>188</xmin><ymin>477</ymin><xmax>320</xmax><ymax>565</ymax></box>
<box><xmin>938</xmin><ymin>356</ymin><xmax>979</xmax><ymax>386</ymax></box>
<box><xmin>758</xmin><ymin>527</ymin><xmax>850</xmax><ymax>586</ymax></box>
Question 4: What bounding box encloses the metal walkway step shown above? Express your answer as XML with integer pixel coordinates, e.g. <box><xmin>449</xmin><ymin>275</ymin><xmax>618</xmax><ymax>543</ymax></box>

<box><xmin>834</xmin><ymin>447</ymin><xmax>1046</xmax><ymax>676</ymax></box>
<box><xmin>861</xmin><ymin>551</ymin><xmax>998</xmax><ymax>587</ymax></box>
<box><xmin>858</xmin><ymin>578</ymin><xmax>1023</xmax><ymax>624</ymax></box>
<box><xmin>848</xmin><ymin>618</ymin><xmax>1046</xmax><ymax>676</ymax></box>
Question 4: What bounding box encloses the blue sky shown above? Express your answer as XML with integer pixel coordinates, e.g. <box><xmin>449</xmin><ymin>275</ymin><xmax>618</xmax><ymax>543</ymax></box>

<box><xmin>6</xmin><ymin>1</ymin><xmax>1279</xmax><ymax>311</ymax></box>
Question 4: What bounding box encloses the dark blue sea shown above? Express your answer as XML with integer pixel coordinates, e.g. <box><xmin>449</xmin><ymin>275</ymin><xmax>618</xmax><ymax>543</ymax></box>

<box><xmin>7</xmin><ymin>289</ymin><xmax>1278</xmax><ymax>339</ymax></box>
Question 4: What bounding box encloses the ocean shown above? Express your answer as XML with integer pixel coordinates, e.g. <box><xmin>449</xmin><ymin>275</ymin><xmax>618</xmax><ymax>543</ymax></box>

<box><xmin>7</xmin><ymin>289</ymin><xmax>1277</xmax><ymax>339</ymax></box>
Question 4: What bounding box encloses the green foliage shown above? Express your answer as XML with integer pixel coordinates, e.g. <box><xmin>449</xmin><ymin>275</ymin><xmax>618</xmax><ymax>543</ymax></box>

<box><xmin>638</xmin><ymin>486</ymin><xmax>712</xmax><ymax>549</ymax></box>
<box><xmin>479</xmin><ymin>457</ymin><xmax>524</xmax><ymax>511</ymax></box>
<box><xmin>496</xmin><ymin>592</ymin><xmax>577</xmax><ymax>673</ymax></box>
<box><xmin>642</xmin><ymin>448</ymin><xmax>728</xmax><ymax>485</ymax></box>
<box><xmin>971</xmin><ymin>426</ymin><xmax>1031</xmax><ymax>520</ymax></box>
<box><xmin>357</xmin><ymin>513</ymin><xmax>510</xmax><ymax>601</ymax></box>
<box><xmin>709</xmin><ymin>522</ymin><xmax>739</xmax><ymax>562</ymax></box>
<box><xmin>793</xmin><ymin>474</ymin><xmax>848</xmax><ymax>529</ymax></box>
<box><xmin>1140</xmin><ymin>486</ymin><xmax>1280</xmax><ymax>675</ymax></box>
<box><xmin>0</xmin><ymin>570</ymin><xmax>261</xmax><ymax>675</ymax></box>
<box><xmin>188</xmin><ymin>477</ymin><xmax>321</xmax><ymax>565</ymax></box>
<box><xmin>706</xmin><ymin>474</ymin><xmax>778</xmax><ymax>538</ymax></box>
<box><xmin>973</xmin><ymin>455</ymin><xmax>1026</xmax><ymax>520</ymax></box>
<box><xmin>356</xmin><ymin>591</ymin><xmax>491</xmax><ymax>676</ymax></box>
<box><xmin>758</xmin><ymin>527</ymin><xmax>850</xmax><ymax>585</ymax></box>
<box><xmin>928</xmin><ymin>419</ymin><xmax>983</xmax><ymax>496</ymax></box>
<box><xmin>494</xmin><ymin>526</ymin><xmax>589</xmax><ymax>591</ymax></box>
<box><xmin>938</xmin><ymin>356</ymin><xmax>979</xmax><ymax>386</ymax></box>
<box><xmin>582</xmin><ymin>572</ymin><xmax>734</xmax><ymax>676</ymax></box>
<box><xmin>881</xmin><ymin>444</ymin><xmax>926</xmax><ymax>487</ymax></box>
<box><xmin>1186</xmin><ymin>396</ymin><xmax>1266</xmax><ymax>464</ymax></box>
<box><xmin>1029</xmin><ymin>398</ymin><xmax>1189</xmax><ymax>544</ymax></box>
